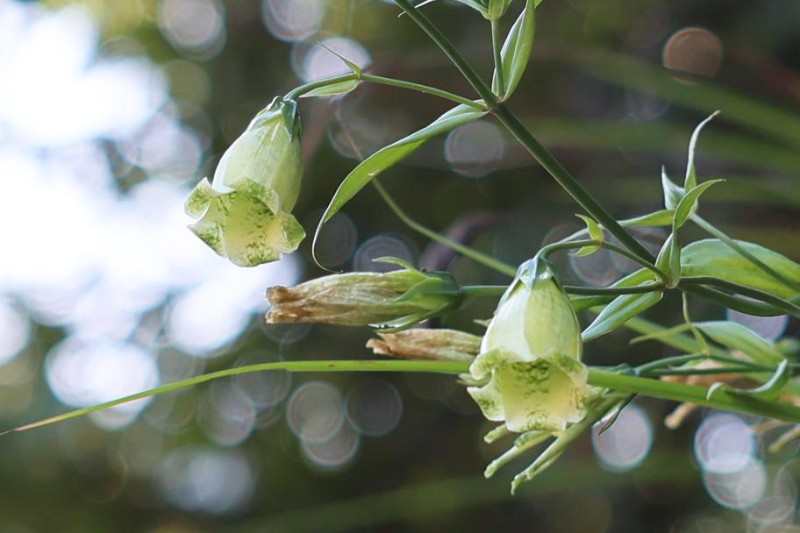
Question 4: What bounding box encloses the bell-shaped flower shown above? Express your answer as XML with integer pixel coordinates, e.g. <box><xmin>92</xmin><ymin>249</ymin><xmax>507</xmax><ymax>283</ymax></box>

<box><xmin>185</xmin><ymin>97</ymin><xmax>305</xmax><ymax>267</ymax></box>
<box><xmin>266</xmin><ymin>259</ymin><xmax>462</xmax><ymax>329</ymax></box>
<box><xmin>468</xmin><ymin>258</ymin><xmax>593</xmax><ymax>434</ymax></box>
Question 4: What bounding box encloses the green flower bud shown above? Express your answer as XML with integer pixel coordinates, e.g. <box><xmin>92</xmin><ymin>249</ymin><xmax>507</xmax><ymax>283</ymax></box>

<box><xmin>185</xmin><ymin>97</ymin><xmax>305</xmax><ymax>267</ymax></box>
<box><xmin>468</xmin><ymin>258</ymin><xmax>592</xmax><ymax>433</ymax></box>
<box><xmin>266</xmin><ymin>259</ymin><xmax>462</xmax><ymax>329</ymax></box>
<box><xmin>486</xmin><ymin>0</ymin><xmax>513</xmax><ymax>19</ymax></box>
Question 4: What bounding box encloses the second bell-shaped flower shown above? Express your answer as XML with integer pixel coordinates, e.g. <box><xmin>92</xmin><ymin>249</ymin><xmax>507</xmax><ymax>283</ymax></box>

<box><xmin>185</xmin><ymin>97</ymin><xmax>306</xmax><ymax>267</ymax></box>
<box><xmin>468</xmin><ymin>258</ymin><xmax>592</xmax><ymax>434</ymax></box>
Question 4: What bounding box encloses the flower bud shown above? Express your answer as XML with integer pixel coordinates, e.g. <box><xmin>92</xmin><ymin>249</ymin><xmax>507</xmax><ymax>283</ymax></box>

<box><xmin>367</xmin><ymin>328</ymin><xmax>480</xmax><ymax>362</ymax></box>
<box><xmin>468</xmin><ymin>258</ymin><xmax>591</xmax><ymax>433</ymax></box>
<box><xmin>266</xmin><ymin>259</ymin><xmax>462</xmax><ymax>329</ymax></box>
<box><xmin>185</xmin><ymin>97</ymin><xmax>305</xmax><ymax>267</ymax></box>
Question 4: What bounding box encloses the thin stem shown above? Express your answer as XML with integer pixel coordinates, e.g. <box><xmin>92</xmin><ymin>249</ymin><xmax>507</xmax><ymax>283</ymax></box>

<box><xmin>540</xmin><ymin>239</ymin><xmax>662</xmax><ymax>278</ymax></box>
<box><xmin>491</xmin><ymin>18</ymin><xmax>505</xmax><ymax>96</ymax></box>
<box><xmin>650</xmin><ymin>366</ymin><xmax>773</xmax><ymax>377</ymax></box>
<box><xmin>393</xmin><ymin>0</ymin><xmax>498</xmax><ymax>106</ymax></box>
<box><xmin>682</xmin><ymin>285</ymin><xmax>788</xmax><ymax>317</ymax></box>
<box><xmin>492</xmin><ymin>104</ymin><xmax>655</xmax><ymax>264</ymax></box>
<box><xmin>692</xmin><ymin>215</ymin><xmax>800</xmax><ymax>293</ymax></box>
<box><xmin>588</xmin><ymin>368</ymin><xmax>800</xmax><ymax>423</ymax></box>
<box><xmin>563</xmin><ymin>283</ymin><xmax>663</xmax><ymax>296</ymax></box>
<box><xmin>461</xmin><ymin>285</ymin><xmax>508</xmax><ymax>297</ymax></box>
<box><xmin>7</xmin><ymin>359</ymin><xmax>471</xmax><ymax>434</ymax></box>
<box><xmin>372</xmin><ymin>179</ymin><xmax>517</xmax><ymax>277</ymax></box>
<box><xmin>680</xmin><ymin>277</ymin><xmax>800</xmax><ymax>318</ymax></box>
<box><xmin>285</xmin><ymin>72</ymin><xmax>485</xmax><ymax>109</ymax></box>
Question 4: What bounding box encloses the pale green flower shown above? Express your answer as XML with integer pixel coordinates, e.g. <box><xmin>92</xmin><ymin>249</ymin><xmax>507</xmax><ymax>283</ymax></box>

<box><xmin>468</xmin><ymin>258</ymin><xmax>592</xmax><ymax>433</ymax></box>
<box><xmin>185</xmin><ymin>97</ymin><xmax>305</xmax><ymax>267</ymax></box>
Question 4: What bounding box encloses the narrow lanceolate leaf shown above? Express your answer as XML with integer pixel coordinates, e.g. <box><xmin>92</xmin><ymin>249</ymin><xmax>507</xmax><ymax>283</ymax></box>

<box><xmin>661</xmin><ymin>168</ymin><xmax>684</xmax><ymax>210</ymax></box>
<box><xmin>569</xmin><ymin>268</ymin><xmax>656</xmax><ymax>312</ymax></box>
<box><xmin>316</xmin><ymin>104</ymin><xmax>487</xmax><ymax>234</ymax></box>
<box><xmin>301</xmin><ymin>79</ymin><xmax>360</xmax><ymax>98</ymax></box>
<box><xmin>707</xmin><ymin>359</ymin><xmax>790</xmax><ymax>402</ymax></box>
<box><xmin>582</xmin><ymin>291</ymin><xmax>663</xmax><ymax>341</ymax></box>
<box><xmin>574</xmin><ymin>214</ymin><xmax>603</xmax><ymax>256</ymax></box>
<box><xmin>492</xmin><ymin>0</ymin><xmax>536</xmax><ymax>100</ymax></box>
<box><xmin>685</xmin><ymin>111</ymin><xmax>719</xmax><ymax>190</ymax></box>
<box><xmin>655</xmin><ymin>234</ymin><xmax>681</xmax><ymax>288</ymax></box>
<box><xmin>673</xmin><ymin>179</ymin><xmax>724</xmax><ymax>229</ymax></box>
<box><xmin>620</xmin><ymin>210</ymin><xmax>674</xmax><ymax>228</ymax></box>
<box><xmin>682</xmin><ymin>239</ymin><xmax>800</xmax><ymax>300</ymax></box>
<box><xmin>695</xmin><ymin>321</ymin><xmax>784</xmax><ymax>365</ymax></box>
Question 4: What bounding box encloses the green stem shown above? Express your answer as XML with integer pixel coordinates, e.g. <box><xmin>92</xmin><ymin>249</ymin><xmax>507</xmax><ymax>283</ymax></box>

<box><xmin>286</xmin><ymin>72</ymin><xmax>485</xmax><ymax>110</ymax></box>
<box><xmin>372</xmin><ymin>179</ymin><xmax>517</xmax><ymax>277</ymax></box>
<box><xmin>564</xmin><ymin>283</ymin><xmax>663</xmax><ymax>296</ymax></box>
<box><xmin>540</xmin><ymin>239</ymin><xmax>662</xmax><ymax>277</ymax></box>
<box><xmin>461</xmin><ymin>285</ymin><xmax>507</xmax><ymax>297</ymax></box>
<box><xmin>492</xmin><ymin>104</ymin><xmax>655</xmax><ymax>263</ymax></box>
<box><xmin>680</xmin><ymin>277</ymin><xmax>800</xmax><ymax>318</ymax></box>
<box><xmin>650</xmin><ymin>366</ymin><xmax>773</xmax><ymax>377</ymax></box>
<box><xmin>7</xmin><ymin>360</ymin><xmax>471</xmax><ymax>434</ymax></box>
<box><xmin>588</xmin><ymin>368</ymin><xmax>800</xmax><ymax>423</ymax></box>
<box><xmin>491</xmin><ymin>18</ymin><xmax>505</xmax><ymax>96</ymax></box>
<box><xmin>393</xmin><ymin>0</ymin><xmax>498</xmax><ymax>106</ymax></box>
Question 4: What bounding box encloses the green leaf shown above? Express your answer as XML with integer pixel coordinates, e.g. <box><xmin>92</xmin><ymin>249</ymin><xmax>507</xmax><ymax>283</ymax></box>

<box><xmin>661</xmin><ymin>167</ymin><xmax>684</xmax><ymax>210</ymax></box>
<box><xmin>315</xmin><ymin>104</ymin><xmax>487</xmax><ymax>238</ymax></box>
<box><xmin>685</xmin><ymin>111</ymin><xmax>718</xmax><ymax>190</ymax></box>
<box><xmin>695</xmin><ymin>321</ymin><xmax>784</xmax><ymax>365</ymax></box>
<box><xmin>569</xmin><ymin>268</ymin><xmax>656</xmax><ymax>312</ymax></box>
<box><xmin>707</xmin><ymin>359</ymin><xmax>790</xmax><ymax>402</ymax></box>
<box><xmin>582</xmin><ymin>291</ymin><xmax>663</xmax><ymax>341</ymax></box>
<box><xmin>573</xmin><ymin>214</ymin><xmax>603</xmax><ymax>256</ymax></box>
<box><xmin>682</xmin><ymin>239</ymin><xmax>800</xmax><ymax>300</ymax></box>
<box><xmin>301</xmin><ymin>79</ymin><xmax>360</xmax><ymax>98</ymax></box>
<box><xmin>655</xmin><ymin>234</ymin><xmax>681</xmax><ymax>288</ymax></box>
<box><xmin>673</xmin><ymin>179</ymin><xmax>724</xmax><ymax>229</ymax></box>
<box><xmin>492</xmin><ymin>0</ymin><xmax>536</xmax><ymax>100</ymax></box>
<box><xmin>620</xmin><ymin>210</ymin><xmax>674</xmax><ymax>227</ymax></box>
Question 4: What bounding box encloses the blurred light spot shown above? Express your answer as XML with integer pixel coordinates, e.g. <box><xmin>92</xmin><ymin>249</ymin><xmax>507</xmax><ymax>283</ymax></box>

<box><xmin>695</xmin><ymin>413</ymin><xmax>755</xmax><ymax>474</ymax></box>
<box><xmin>118</xmin><ymin>114</ymin><xmax>203</xmax><ymax>178</ymax></box>
<box><xmin>287</xmin><ymin>381</ymin><xmax>344</xmax><ymax>443</ymax></box>
<box><xmin>159</xmin><ymin>448</ymin><xmax>255</xmax><ymax>514</ymax></box>
<box><xmin>298</xmin><ymin>36</ymin><xmax>371</xmax><ymax>83</ymax></box>
<box><xmin>592</xmin><ymin>403</ymin><xmax>653</xmax><ymax>471</ymax></box>
<box><xmin>354</xmin><ymin>234</ymin><xmax>416</xmax><ymax>273</ymax></box>
<box><xmin>624</xmin><ymin>91</ymin><xmax>669</xmax><ymax>120</ymax></box>
<box><xmin>46</xmin><ymin>339</ymin><xmax>158</xmax><ymax>424</ymax></box>
<box><xmin>663</xmin><ymin>27</ymin><xmax>723</xmax><ymax>78</ymax></box>
<box><xmin>164</xmin><ymin>59</ymin><xmax>211</xmax><ymax>115</ymax></box>
<box><xmin>0</xmin><ymin>300</ymin><xmax>30</xmax><ymax>366</ymax></box>
<box><xmin>167</xmin><ymin>256</ymin><xmax>300</xmax><ymax>356</ymax></box>
<box><xmin>261</xmin><ymin>322</ymin><xmax>313</xmax><ymax>344</ymax></box>
<box><xmin>327</xmin><ymin>101</ymin><xmax>399</xmax><ymax>161</ymax></box>
<box><xmin>703</xmin><ymin>458</ymin><xmax>766</xmax><ymax>510</ymax></box>
<box><xmin>569</xmin><ymin>247</ymin><xmax>621</xmax><ymax>286</ymax></box>
<box><xmin>199</xmin><ymin>380</ymin><xmax>256</xmax><ymax>446</ymax></box>
<box><xmin>261</xmin><ymin>0</ymin><xmax>325</xmax><ymax>42</ymax></box>
<box><xmin>301</xmin><ymin>424</ymin><xmax>360</xmax><ymax>470</ymax></box>
<box><xmin>727</xmin><ymin>310</ymin><xmax>788</xmax><ymax>342</ymax></box>
<box><xmin>346</xmin><ymin>378</ymin><xmax>403</xmax><ymax>437</ymax></box>
<box><xmin>444</xmin><ymin>121</ymin><xmax>505</xmax><ymax>178</ymax></box>
<box><xmin>404</xmin><ymin>373</ymin><xmax>458</xmax><ymax>402</ymax></box>
<box><xmin>158</xmin><ymin>0</ymin><xmax>226</xmax><ymax>57</ymax></box>
<box><xmin>609</xmin><ymin>229</ymin><xmax>665</xmax><ymax>274</ymax></box>
<box><xmin>234</xmin><ymin>355</ymin><xmax>292</xmax><ymax>409</ymax></box>
<box><xmin>749</xmin><ymin>465</ymin><xmax>800</xmax><ymax>526</ymax></box>
<box><xmin>306</xmin><ymin>211</ymin><xmax>358</xmax><ymax>267</ymax></box>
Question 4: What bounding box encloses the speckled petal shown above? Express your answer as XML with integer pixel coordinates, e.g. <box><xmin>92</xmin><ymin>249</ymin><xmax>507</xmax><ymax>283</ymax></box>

<box><xmin>184</xmin><ymin>178</ymin><xmax>218</xmax><ymax>218</ymax></box>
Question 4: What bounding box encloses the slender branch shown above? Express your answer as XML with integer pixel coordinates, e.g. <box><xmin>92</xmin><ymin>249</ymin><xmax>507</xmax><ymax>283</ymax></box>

<box><xmin>461</xmin><ymin>285</ymin><xmax>508</xmax><ymax>297</ymax></box>
<box><xmin>285</xmin><ymin>72</ymin><xmax>485</xmax><ymax>109</ymax></box>
<box><xmin>564</xmin><ymin>282</ymin><xmax>664</xmax><ymax>296</ymax></box>
<box><xmin>588</xmin><ymin>368</ymin><xmax>800</xmax><ymax>423</ymax></box>
<box><xmin>540</xmin><ymin>239</ymin><xmax>662</xmax><ymax>278</ymax></box>
<box><xmin>680</xmin><ymin>277</ymin><xmax>800</xmax><ymax>318</ymax></box>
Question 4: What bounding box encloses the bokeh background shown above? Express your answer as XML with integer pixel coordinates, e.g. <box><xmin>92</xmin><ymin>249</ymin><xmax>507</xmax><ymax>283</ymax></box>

<box><xmin>1</xmin><ymin>0</ymin><xmax>799</xmax><ymax>530</ymax></box>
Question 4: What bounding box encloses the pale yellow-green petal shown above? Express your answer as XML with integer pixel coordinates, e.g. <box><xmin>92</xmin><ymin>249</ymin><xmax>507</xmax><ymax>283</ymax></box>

<box><xmin>184</xmin><ymin>178</ymin><xmax>218</xmax><ymax>218</ymax></box>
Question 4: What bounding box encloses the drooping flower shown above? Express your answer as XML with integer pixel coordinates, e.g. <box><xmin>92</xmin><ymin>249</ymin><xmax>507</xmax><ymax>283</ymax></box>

<box><xmin>468</xmin><ymin>258</ymin><xmax>593</xmax><ymax>434</ymax></box>
<box><xmin>266</xmin><ymin>259</ymin><xmax>462</xmax><ymax>329</ymax></box>
<box><xmin>185</xmin><ymin>96</ymin><xmax>305</xmax><ymax>267</ymax></box>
